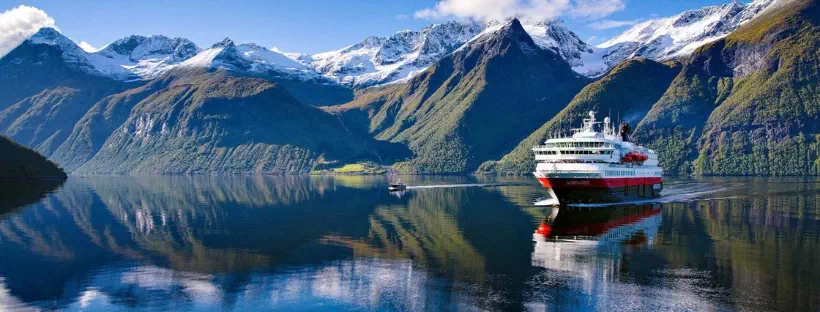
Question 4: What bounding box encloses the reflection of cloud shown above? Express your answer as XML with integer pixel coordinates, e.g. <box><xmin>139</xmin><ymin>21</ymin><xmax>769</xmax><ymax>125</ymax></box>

<box><xmin>78</xmin><ymin>289</ymin><xmax>108</xmax><ymax>309</ymax></box>
<box><xmin>120</xmin><ymin>265</ymin><xmax>220</xmax><ymax>304</ymax></box>
<box><xmin>0</xmin><ymin>277</ymin><xmax>38</xmax><ymax>312</ymax></box>
<box><xmin>266</xmin><ymin>259</ymin><xmax>473</xmax><ymax>311</ymax></box>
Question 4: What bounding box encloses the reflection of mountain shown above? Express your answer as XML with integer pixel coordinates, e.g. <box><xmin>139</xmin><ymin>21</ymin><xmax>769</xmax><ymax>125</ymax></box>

<box><xmin>322</xmin><ymin>188</ymin><xmax>486</xmax><ymax>284</ymax></box>
<box><xmin>2</xmin><ymin>177</ymin><xmax>818</xmax><ymax>310</ymax></box>
<box><xmin>0</xmin><ymin>176</ymin><xmax>386</xmax><ymax>309</ymax></box>
<box><xmin>658</xmin><ymin>198</ymin><xmax>820</xmax><ymax>311</ymax></box>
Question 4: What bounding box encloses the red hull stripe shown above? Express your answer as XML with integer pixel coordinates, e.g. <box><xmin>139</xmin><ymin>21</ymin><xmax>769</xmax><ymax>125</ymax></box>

<box><xmin>537</xmin><ymin>177</ymin><xmax>662</xmax><ymax>189</ymax></box>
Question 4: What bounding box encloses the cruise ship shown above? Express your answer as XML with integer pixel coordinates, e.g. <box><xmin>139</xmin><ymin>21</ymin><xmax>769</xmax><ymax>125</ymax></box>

<box><xmin>532</xmin><ymin>111</ymin><xmax>663</xmax><ymax>204</ymax></box>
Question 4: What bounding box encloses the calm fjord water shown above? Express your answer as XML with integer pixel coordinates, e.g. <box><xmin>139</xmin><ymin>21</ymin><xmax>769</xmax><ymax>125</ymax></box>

<box><xmin>0</xmin><ymin>176</ymin><xmax>818</xmax><ymax>311</ymax></box>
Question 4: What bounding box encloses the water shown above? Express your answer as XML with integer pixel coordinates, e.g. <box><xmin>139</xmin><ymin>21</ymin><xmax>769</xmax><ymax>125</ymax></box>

<box><xmin>0</xmin><ymin>176</ymin><xmax>818</xmax><ymax>311</ymax></box>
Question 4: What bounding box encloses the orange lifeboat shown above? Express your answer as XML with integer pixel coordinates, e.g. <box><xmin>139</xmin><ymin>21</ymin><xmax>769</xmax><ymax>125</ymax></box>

<box><xmin>622</xmin><ymin>151</ymin><xmax>648</xmax><ymax>163</ymax></box>
<box><xmin>638</xmin><ymin>153</ymin><xmax>649</xmax><ymax>161</ymax></box>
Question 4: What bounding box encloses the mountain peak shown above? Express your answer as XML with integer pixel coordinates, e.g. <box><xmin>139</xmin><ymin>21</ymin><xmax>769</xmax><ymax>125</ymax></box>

<box><xmin>487</xmin><ymin>18</ymin><xmax>537</xmax><ymax>48</ymax></box>
<box><xmin>28</xmin><ymin>27</ymin><xmax>72</xmax><ymax>46</ymax></box>
<box><xmin>502</xmin><ymin>18</ymin><xmax>526</xmax><ymax>34</ymax></box>
<box><xmin>212</xmin><ymin>38</ymin><xmax>235</xmax><ymax>49</ymax></box>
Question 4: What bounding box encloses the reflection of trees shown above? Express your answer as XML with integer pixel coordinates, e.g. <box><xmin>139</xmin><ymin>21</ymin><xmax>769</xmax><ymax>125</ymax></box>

<box><xmin>659</xmin><ymin>197</ymin><xmax>820</xmax><ymax>311</ymax></box>
<box><xmin>0</xmin><ymin>179</ymin><xmax>64</xmax><ymax>218</ymax></box>
<box><xmin>323</xmin><ymin>188</ymin><xmax>486</xmax><ymax>284</ymax></box>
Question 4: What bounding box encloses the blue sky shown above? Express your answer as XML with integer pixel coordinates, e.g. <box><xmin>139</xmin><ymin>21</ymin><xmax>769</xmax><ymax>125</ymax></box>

<box><xmin>4</xmin><ymin>0</ymin><xmax>743</xmax><ymax>54</ymax></box>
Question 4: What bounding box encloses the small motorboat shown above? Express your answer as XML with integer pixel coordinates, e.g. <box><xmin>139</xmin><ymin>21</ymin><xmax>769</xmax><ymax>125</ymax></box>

<box><xmin>388</xmin><ymin>181</ymin><xmax>407</xmax><ymax>192</ymax></box>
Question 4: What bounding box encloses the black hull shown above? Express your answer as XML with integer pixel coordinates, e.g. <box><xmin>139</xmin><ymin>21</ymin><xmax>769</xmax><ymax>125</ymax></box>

<box><xmin>552</xmin><ymin>184</ymin><xmax>663</xmax><ymax>204</ymax></box>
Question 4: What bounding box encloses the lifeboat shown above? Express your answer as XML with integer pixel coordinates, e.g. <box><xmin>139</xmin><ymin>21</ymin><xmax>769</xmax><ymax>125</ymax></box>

<box><xmin>622</xmin><ymin>151</ymin><xmax>648</xmax><ymax>163</ymax></box>
<box><xmin>637</xmin><ymin>153</ymin><xmax>648</xmax><ymax>161</ymax></box>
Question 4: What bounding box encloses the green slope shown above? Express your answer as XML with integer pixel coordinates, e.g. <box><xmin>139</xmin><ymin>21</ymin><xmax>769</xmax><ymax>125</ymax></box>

<box><xmin>480</xmin><ymin>58</ymin><xmax>681</xmax><ymax>174</ymax></box>
<box><xmin>0</xmin><ymin>135</ymin><xmax>66</xmax><ymax>178</ymax></box>
<box><xmin>50</xmin><ymin>78</ymin><xmax>172</xmax><ymax>172</ymax></box>
<box><xmin>635</xmin><ymin>0</ymin><xmax>820</xmax><ymax>175</ymax></box>
<box><xmin>326</xmin><ymin>19</ymin><xmax>589</xmax><ymax>173</ymax></box>
<box><xmin>73</xmin><ymin>71</ymin><xmax>383</xmax><ymax>174</ymax></box>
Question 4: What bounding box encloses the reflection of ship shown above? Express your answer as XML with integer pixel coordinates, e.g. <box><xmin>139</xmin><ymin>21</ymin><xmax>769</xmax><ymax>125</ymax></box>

<box><xmin>531</xmin><ymin>204</ymin><xmax>662</xmax><ymax>272</ymax></box>
<box><xmin>388</xmin><ymin>180</ymin><xmax>407</xmax><ymax>192</ymax></box>
<box><xmin>532</xmin><ymin>111</ymin><xmax>663</xmax><ymax>204</ymax></box>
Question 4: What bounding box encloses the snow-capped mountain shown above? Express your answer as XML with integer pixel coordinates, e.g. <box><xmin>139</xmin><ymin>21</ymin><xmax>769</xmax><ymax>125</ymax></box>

<box><xmin>6</xmin><ymin>0</ymin><xmax>782</xmax><ymax>87</ymax></box>
<box><xmin>598</xmin><ymin>0</ymin><xmax>779</xmax><ymax>64</ymax></box>
<box><xmin>303</xmin><ymin>19</ymin><xmax>612</xmax><ymax>85</ymax></box>
<box><xmin>523</xmin><ymin>21</ymin><xmax>608</xmax><ymax>77</ymax></box>
<box><xmin>307</xmin><ymin>20</ymin><xmax>484</xmax><ymax>86</ymax></box>
<box><xmin>179</xmin><ymin>38</ymin><xmax>318</xmax><ymax>80</ymax></box>
<box><xmin>21</xmin><ymin>27</ymin><xmax>136</xmax><ymax>79</ymax></box>
<box><xmin>15</xmin><ymin>28</ymin><xmax>197</xmax><ymax>80</ymax></box>
<box><xmin>94</xmin><ymin>35</ymin><xmax>200</xmax><ymax>79</ymax></box>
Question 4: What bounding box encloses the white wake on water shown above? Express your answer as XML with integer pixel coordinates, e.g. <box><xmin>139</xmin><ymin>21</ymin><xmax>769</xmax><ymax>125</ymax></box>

<box><xmin>537</xmin><ymin>182</ymin><xmax>741</xmax><ymax>207</ymax></box>
<box><xmin>406</xmin><ymin>182</ymin><xmax>528</xmax><ymax>190</ymax></box>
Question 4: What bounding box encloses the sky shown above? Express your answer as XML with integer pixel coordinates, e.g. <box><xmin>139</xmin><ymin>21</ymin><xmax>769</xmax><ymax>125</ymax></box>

<box><xmin>1</xmin><ymin>0</ymin><xmax>747</xmax><ymax>55</ymax></box>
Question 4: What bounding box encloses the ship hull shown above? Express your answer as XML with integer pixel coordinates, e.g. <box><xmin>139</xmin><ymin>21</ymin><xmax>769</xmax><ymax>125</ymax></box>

<box><xmin>535</xmin><ymin>177</ymin><xmax>662</xmax><ymax>204</ymax></box>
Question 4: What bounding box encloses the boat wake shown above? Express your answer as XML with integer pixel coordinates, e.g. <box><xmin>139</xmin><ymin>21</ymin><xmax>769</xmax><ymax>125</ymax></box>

<box><xmin>557</xmin><ymin>182</ymin><xmax>737</xmax><ymax>207</ymax></box>
<box><xmin>406</xmin><ymin>182</ymin><xmax>529</xmax><ymax>190</ymax></box>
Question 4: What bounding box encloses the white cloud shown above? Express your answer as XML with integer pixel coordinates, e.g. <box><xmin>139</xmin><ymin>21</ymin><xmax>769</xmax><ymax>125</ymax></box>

<box><xmin>587</xmin><ymin>19</ymin><xmax>641</xmax><ymax>30</ymax></box>
<box><xmin>0</xmin><ymin>5</ymin><xmax>57</xmax><ymax>57</ymax></box>
<box><xmin>413</xmin><ymin>0</ymin><xmax>624</xmax><ymax>23</ymax></box>
<box><xmin>395</xmin><ymin>14</ymin><xmax>409</xmax><ymax>20</ymax></box>
<box><xmin>78</xmin><ymin>41</ymin><xmax>98</xmax><ymax>52</ymax></box>
<box><xmin>586</xmin><ymin>36</ymin><xmax>599</xmax><ymax>44</ymax></box>
<box><xmin>569</xmin><ymin>0</ymin><xmax>625</xmax><ymax>19</ymax></box>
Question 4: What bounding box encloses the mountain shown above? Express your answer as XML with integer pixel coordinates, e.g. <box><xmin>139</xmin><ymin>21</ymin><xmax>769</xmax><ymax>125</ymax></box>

<box><xmin>483</xmin><ymin>0</ymin><xmax>819</xmax><ymax>177</ymax></box>
<box><xmin>325</xmin><ymin>19</ymin><xmax>589</xmax><ymax>173</ymax></box>
<box><xmin>71</xmin><ymin>70</ymin><xmax>385</xmax><ymax>175</ymax></box>
<box><xmin>516</xmin><ymin>20</ymin><xmax>609</xmax><ymax>76</ymax></box>
<box><xmin>0</xmin><ymin>28</ymin><xmax>130</xmax><ymax>109</ymax></box>
<box><xmin>0</xmin><ymin>135</ymin><xmax>66</xmax><ymax>178</ymax></box>
<box><xmin>308</xmin><ymin>20</ymin><xmax>485</xmax><ymax>86</ymax></box>
<box><xmin>0</xmin><ymin>28</ymin><xmax>133</xmax><ymax>158</ymax></box>
<box><xmin>634</xmin><ymin>0</ymin><xmax>820</xmax><ymax>176</ymax></box>
<box><xmin>178</xmin><ymin>38</ymin><xmax>353</xmax><ymax>106</ymax></box>
<box><xmin>599</xmin><ymin>0</ymin><xmax>780</xmax><ymax>65</ymax></box>
<box><xmin>305</xmin><ymin>19</ymin><xmax>611</xmax><ymax>86</ymax></box>
<box><xmin>49</xmin><ymin>79</ymin><xmax>172</xmax><ymax>172</ymax></box>
<box><xmin>93</xmin><ymin>34</ymin><xmax>200</xmax><ymax>79</ymax></box>
<box><xmin>479</xmin><ymin>58</ymin><xmax>681</xmax><ymax>174</ymax></box>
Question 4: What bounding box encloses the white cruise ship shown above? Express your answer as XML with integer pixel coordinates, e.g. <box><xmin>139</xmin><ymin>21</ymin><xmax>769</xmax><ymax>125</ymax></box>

<box><xmin>532</xmin><ymin>111</ymin><xmax>663</xmax><ymax>204</ymax></box>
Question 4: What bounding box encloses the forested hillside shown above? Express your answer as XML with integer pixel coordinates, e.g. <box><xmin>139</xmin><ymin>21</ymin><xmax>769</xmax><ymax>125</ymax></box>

<box><xmin>636</xmin><ymin>0</ymin><xmax>819</xmax><ymax>175</ymax></box>
<box><xmin>0</xmin><ymin>135</ymin><xmax>66</xmax><ymax>178</ymax></box>
<box><xmin>480</xmin><ymin>58</ymin><xmax>681</xmax><ymax>174</ymax></box>
<box><xmin>326</xmin><ymin>20</ymin><xmax>588</xmax><ymax>173</ymax></box>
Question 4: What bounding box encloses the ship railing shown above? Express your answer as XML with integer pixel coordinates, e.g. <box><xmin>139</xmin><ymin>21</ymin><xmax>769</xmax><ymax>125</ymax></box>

<box><xmin>540</xmin><ymin>171</ymin><xmax>601</xmax><ymax>178</ymax></box>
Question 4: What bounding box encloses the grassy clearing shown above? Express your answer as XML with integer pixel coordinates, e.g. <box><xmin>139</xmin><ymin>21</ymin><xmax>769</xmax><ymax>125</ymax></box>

<box><xmin>311</xmin><ymin>162</ymin><xmax>390</xmax><ymax>175</ymax></box>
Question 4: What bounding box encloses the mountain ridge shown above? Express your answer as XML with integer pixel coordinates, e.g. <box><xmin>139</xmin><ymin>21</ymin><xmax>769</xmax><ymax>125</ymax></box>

<box><xmin>326</xmin><ymin>19</ymin><xmax>589</xmax><ymax>173</ymax></box>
